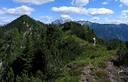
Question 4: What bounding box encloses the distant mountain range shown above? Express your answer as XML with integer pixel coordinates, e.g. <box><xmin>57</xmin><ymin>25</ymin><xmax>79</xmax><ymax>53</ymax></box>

<box><xmin>53</xmin><ymin>19</ymin><xmax>128</xmax><ymax>41</ymax></box>
<box><xmin>89</xmin><ymin>23</ymin><xmax>128</xmax><ymax>41</ymax></box>
<box><xmin>52</xmin><ymin>17</ymin><xmax>71</xmax><ymax>24</ymax></box>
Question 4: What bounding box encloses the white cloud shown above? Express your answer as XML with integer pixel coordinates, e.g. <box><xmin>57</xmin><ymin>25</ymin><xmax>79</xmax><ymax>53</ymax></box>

<box><xmin>38</xmin><ymin>16</ymin><xmax>53</xmax><ymax>23</ymax></box>
<box><xmin>0</xmin><ymin>16</ymin><xmax>16</xmax><ymax>25</ymax></box>
<box><xmin>52</xmin><ymin>6</ymin><xmax>84</xmax><ymax>14</ymax></box>
<box><xmin>121</xmin><ymin>10</ymin><xmax>128</xmax><ymax>14</ymax></box>
<box><xmin>89</xmin><ymin>16</ymin><xmax>100</xmax><ymax>23</ymax></box>
<box><xmin>105</xmin><ymin>10</ymin><xmax>128</xmax><ymax>24</ymax></box>
<box><xmin>52</xmin><ymin>6</ymin><xmax>114</xmax><ymax>15</ymax></box>
<box><xmin>104</xmin><ymin>18</ymin><xmax>119</xmax><ymax>24</ymax></box>
<box><xmin>60</xmin><ymin>14</ymin><xmax>72</xmax><ymax>20</ymax></box>
<box><xmin>120</xmin><ymin>0</ymin><xmax>128</xmax><ymax>6</ymax></box>
<box><xmin>119</xmin><ymin>10</ymin><xmax>128</xmax><ymax>23</ymax></box>
<box><xmin>0</xmin><ymin>5</ymin><xmax>34</xmax><ymax>15</ymax></box>
<box><xmin>87</xmin><ymin>8</ymin><xmax>114</xmax><ymax>15</ymax></box>
<box><xmin>119</xmin><ymin>4</ymin><xmax>123</xmax><ymax>7</ymax></box>
<box><xmin>102</xmin><ymin>2</ymin><xmax>108</xmax><ymax>5</ymax></box>
<box><xmin>91</xmin><ymin>16</ymin><xmax>100</xmax><ymax>21</ymax></box>
<box><xmin>71</xmin><ymin>0</ymin><xmax>89</xmax><ymax>6</ymax></box>
<box><xmin>14</xmin><ymin>0</ymin><xmax>54</xmax><ymax>5</ymax></box>
<box><xmin>120</xmin><ymin>10</ymin><xmax>128</xmax><ymax>20</ymax></box>
<box><xmin>52</xmin><ymin>6</ymin><xmax>88</xmax><ymax>14</ymax></box>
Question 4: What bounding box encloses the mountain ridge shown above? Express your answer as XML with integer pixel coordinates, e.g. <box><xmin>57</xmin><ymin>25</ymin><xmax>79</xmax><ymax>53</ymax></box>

<box><xmin>0</xmin><ymin>15</ymin><xmax>128</xmax><ymax>82</ymax></box>
<box><xmin>2</xmin><ymin>15</ymin><xmax>45</xmax><ymax>30</ymax></box>
<box><xmin>52</xmin><ymin>19</ymin><xmax>128</xmax><ymax>41</ymax></box>
<box><xmin>1</xmin><ymin>15</ymin><xmax>128</xmax><ymax>41</ymax></box>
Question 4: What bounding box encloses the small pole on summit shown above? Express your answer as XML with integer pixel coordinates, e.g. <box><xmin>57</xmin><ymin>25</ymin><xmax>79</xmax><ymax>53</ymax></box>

<box><xmin>93</xmin><ymin>37</ymin><xmax>96</xmax><ymax>46</ymax></box>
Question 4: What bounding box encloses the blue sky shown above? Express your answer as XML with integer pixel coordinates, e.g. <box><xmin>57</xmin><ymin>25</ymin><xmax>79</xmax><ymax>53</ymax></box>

<box><xmin>0</xmin><ymin>0</ymin><xmax>128</xmax><ymax>25</ymax></box>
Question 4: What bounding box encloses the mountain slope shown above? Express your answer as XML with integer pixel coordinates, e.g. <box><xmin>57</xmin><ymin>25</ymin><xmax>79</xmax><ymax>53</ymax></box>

<box><xmin>75</xmin><ymin>21</ymin><xmax>128</xmax><ymax>41</ymax></box>
<box><xmin>0</xmin><ymin>15</ymin><xmax>99</xmax><ymax>82</ymax></box>
<box><xmin>89</xmin><ymin>23</ymin><xmax>128</xmax><ymax>41</ymax></box>
<box><xmin>54</xmin><ymin>19</ymin><xmax>128</xmax><ymax>41</ymax></box>
<box><xmin>2</xmin><ymin>15</ymin><xmax>45</xmax><ymax>30</ymax></box>
<box><xmin>0</xmin><ymin>15</ymin><xmax>127</xmax><ymax>82</ymax></box>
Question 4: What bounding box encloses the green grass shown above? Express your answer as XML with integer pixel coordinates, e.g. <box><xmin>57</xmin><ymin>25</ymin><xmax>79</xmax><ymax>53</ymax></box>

<box><xmin>55</xmin><ymin>66</ymin><xmax>81</xmax><ymax>82</ymax></box>
<box><xmin>71</xmin><ymin>39</ymin><xmax>116</xmax><ymax>67</ymax></box>
<box><xmin>73</xmin><ymin>49</ymin><xmax>114</xmax><ymax>67</ymax></box>
<box><xmin>55</xmin><ymin>36</ymin><xmax>117</xmax><ymax>82</ymax></box>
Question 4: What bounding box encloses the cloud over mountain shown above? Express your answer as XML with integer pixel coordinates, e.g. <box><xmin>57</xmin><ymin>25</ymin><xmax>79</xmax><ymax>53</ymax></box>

<box><xmin>52</xmin><ymin>6</ymin><xmax>114</xmax><ymax>15</ymax></box>
<box><xmin>71</xmin><ymin>0</ymin><xmax>89</xmax><ymax>6</ymax></box>
<box><xmin>60</xmin><ymin>14</ymin><xmax>72</xmax><ymax>20</ymax></box>
<box><xmin>87</xmin><ymin>8</ymin><xmax>113</xmax><ymax>15</ymax></box>
<box><xmin>120</xmin><ymin>0</ymin><xmax>128</xmax><ymax>6</ymax></box>
<box><xmin>0</xmin><ymin>16</ymin><xmax>15</xmax><ymax>25</ymax></box>
<box><xmin>0</xmin><ymin>5</ymin><xmax>34</xmax><ymax>15</ymax></box>
<box><xmin>14</xmin><ymin>0</ymin><xmax>54</xmax><ymax>5</ymax></box>
<box><xmin>102</xmin><ymin>1</ymin><xmax>109</xmax><ymax>5</ymax></box>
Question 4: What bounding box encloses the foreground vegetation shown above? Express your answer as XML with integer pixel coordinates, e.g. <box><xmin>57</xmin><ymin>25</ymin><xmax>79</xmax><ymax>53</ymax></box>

<box><xmin>0</xmin><ymin>15</ymin><xmax>127</xmax><ymax>82</ymax></box>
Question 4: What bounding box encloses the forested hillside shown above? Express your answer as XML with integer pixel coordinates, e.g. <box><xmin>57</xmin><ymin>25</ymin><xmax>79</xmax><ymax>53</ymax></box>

<box><xmin>0</xmin><ymin>15</ymin><xmax>128</xmax><ymax>82</ymax></box>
